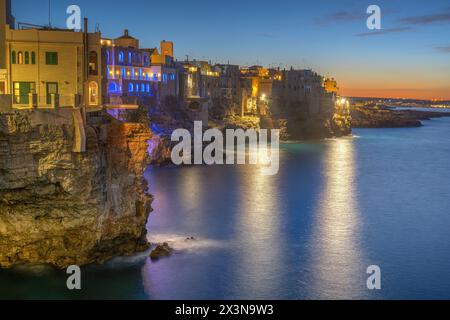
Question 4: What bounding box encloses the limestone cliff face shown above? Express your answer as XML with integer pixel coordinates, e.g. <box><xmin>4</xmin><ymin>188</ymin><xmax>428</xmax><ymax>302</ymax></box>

<box><xmin>0</xmin><ymin>110</ymin><xmax>152</xmax><ymax>268</ymax></box>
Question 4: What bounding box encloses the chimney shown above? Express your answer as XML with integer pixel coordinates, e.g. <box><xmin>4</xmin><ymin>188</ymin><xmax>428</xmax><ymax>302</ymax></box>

<box><xmin>124</xmin><ymin>29</ymin><xmax>129</xmax><ymax>37</ymax></box>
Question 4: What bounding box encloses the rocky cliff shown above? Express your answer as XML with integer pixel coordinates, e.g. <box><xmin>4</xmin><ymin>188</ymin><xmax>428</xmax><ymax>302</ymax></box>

<box><xmin>0</xmin><ymin>110</ymin><xmax>152</xmax><ymax>268</ymax></box>
<box><xmin>351</xmin><ymin>105</ymin><xmax>450</xmax><ymax>128</ymax></box>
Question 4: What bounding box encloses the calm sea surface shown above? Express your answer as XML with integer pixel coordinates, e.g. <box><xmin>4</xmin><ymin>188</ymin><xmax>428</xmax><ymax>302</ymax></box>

<box><xmin>1</xmin><ymin>116</ymin><xmax>450</xmax><ymax>299</ymax></box>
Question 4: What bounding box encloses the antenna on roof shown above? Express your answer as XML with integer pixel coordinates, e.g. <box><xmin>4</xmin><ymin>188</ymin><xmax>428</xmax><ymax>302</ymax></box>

<box><xmin>48</xmin><ymin>0</ymin><xmax>52</xmax><ymax>28</ymax></box>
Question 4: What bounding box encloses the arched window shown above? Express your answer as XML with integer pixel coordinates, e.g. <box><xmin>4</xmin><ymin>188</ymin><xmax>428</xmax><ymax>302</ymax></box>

<box><xmin>89</xmin><ymin>51</ymin><xmax>98</xmax><ymax>75</ymax></box>
<box><xmin>141</xmin><ymin>83</ymin><xmax>145</xmax><ymax>92</ymax></box>
<box><xmin>146</xmin><ymin>84</ymin><xmax>150</xmax><ymax>93</ymax></box>
<box><xmin>131</xmin><ymin>68</ymin><xmax>135</xmax><ymax>79</ymax></box>
<box><xmin>128</xmin><ymin>83</ymin><xmax>134</xmax><ymax>92</ymax></box>
<box><xmin>121</xmin><ymin>68</ymin><xmax>126</xmax><ymax>79</ymax></box>
<box><xmin>88</xmin><ymin>81</ymin><xmax>99</xmax><ymax>106</ymax></box>
<box><xmin>118</xmin><ymin>51</ymin><xmax>124</xmax><ymax>63</ymax></box>
<box><xmin>31</xmin><ymin>52</ymin><xmax>36</xmax><ymax>64</ymax></box>
<box><xmin>25</xmin><ymin>52</ymin><xmax>30</xmax><ymax>64</ymax></box>
<box><xmin>106</xmin><ymin>50</ymin><xmax>110</xmax><ymax>64</ymax></box>
<box><xmin>128</xmin><ymin>52</ymin><xmax>132</xmax><ymax>64</ymax></box>
<box><xmin>18</xmin><ymin>51</ymin><xmax>23</xmax><ymax>64</ymax></box>
<box><xmin>11</xmin><ymin>51</ymin><xmax>16</xmax><ymax>64</ymax></box>
<box><xmin>108</xmin><ymin>82</ymin><xmax>118</xmax><ymax>93</ymax></box>
<box><xmin>135</xmin><ymin>83</ymin><xmax>139</xmax><ymax>92</ymax></box>
<box><xmin>139</xmin><ymin>68</ymin><xmax>143</xmax><ymax>79</ymax></box>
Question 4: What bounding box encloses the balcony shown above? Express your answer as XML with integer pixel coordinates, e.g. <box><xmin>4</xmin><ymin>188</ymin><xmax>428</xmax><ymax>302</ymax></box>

<box><xmin>104</xmin><ymin>95</ymin><xmax>139</xmax><ymax>109</ymax></box>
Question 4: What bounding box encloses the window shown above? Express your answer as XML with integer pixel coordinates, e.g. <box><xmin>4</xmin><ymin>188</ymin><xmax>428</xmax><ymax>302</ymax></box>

<box><xmin>46</xmin><ymin>82</ymin><xmax>58</xmax><ymax>104</ymax></box>
<box><xmin>108</xmin><ymin>82</ymin><xmax>118</xmax><ymax>93</ymax></box>
<box><xmin>89</xmin><ymin>51</ymin><xmax>98</xmax><ymax>75</ymax></box>
<box><xmin>0</xmin><ymin>82</ymin><xmax>6</xmax><ymax>95</ymax></box>
<box><xmin>141</xmin><ymin>83</ymin><xmax>145</xmax><ymax>92</ymax></box>
<box><xmin>17</xmin><ymin>51</ymin><xmax>23</xmax><ymax>64</ymax></box>
<box><xmin>106</xmin><ymin>50</ymin><xmax>110</xmax><ymax>64</ymax></box>
<box><xmin>31</xmin><ymin>52</ymin><xmax>36</xmax><ymax>64</ymax></box>
<box><xmin>128</xmin><ymin>83</ymin><xmax>134</xmax><ymax>92</ymax></box>
<box><xmin>118</xmin><ymin>51</ymin><xmax>124</xmax><ymax>63</ymax></box>
<box><xmin>88</xmin><ymin>81</ymin><xmax>99</xmax><ymax>106</ymax></box>
<box><xmin>11</xmin><ymin>51</ymin><xmax>16</xmax><ymax>64</ymax></box>
<box><xmin>162</xmin><ymin>73</ymin><xmax>168</xmax><ymax>83</ymax></box>
<box><xmin>122</xmin><ymin>68</ymin><xmax>126</xmax><ymax>79</ymax></box>
<box><xmin>139</xmin><ymin>68</ymin><xmax>143</xmax><ymax>79</ymax></box>
<box><xmin>131</xmin><ymin>68</ymin><xmax>135</xmax><ymax>79</ymax></box>
<box><xmin>135</xmin><ymin>84</ymin><xmax>139</xmax><ymax>92</ymax></box>
<box><xmin>25</xmin><ymin>52</ymin><xmax>29</xmax><ymax>64</ymax></box>
<box><xmin>146</xmin><ymin>84</ymin><xmax>150</xmax><ymax>93</ymax></box>
<box><xmin>128</xmin><ymin>52</ymin><xmax>132</xmax><ymax>64</ymax></box>
<box><xmin>45</xmin><ymin>52</ymin><xmax>58</xmax><ymax>65</ymax></box>
<box><xmin>13</xmin><ymin>82</ymin><xmax>36</xmax><ymax>104</ymax></box>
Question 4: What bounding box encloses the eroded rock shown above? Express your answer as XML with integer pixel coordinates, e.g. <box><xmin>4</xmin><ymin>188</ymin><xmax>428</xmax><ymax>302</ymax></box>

<box><xmin>0</xmin><ymin>110</ymin><xmax>153</xmax><ymax>268</ymax></box>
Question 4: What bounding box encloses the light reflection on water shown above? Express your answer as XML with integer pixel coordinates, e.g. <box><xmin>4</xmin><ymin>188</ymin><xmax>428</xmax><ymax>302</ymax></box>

<box><xmin>308</xmin><ymin>137</ymin><xmax>368</xmax><ymax>299</ymax></box>
<box><xmin>2</xmin><ymin>118</ymin><xmax>450</xmax><ymax>299</ymax></box>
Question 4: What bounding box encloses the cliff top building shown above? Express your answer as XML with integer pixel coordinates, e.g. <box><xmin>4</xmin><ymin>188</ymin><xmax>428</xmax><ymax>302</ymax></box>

<box><xmin>0</xmin><ymin>0</ymin><xmax>14</xmax><ymax>95</ymax></box>
<box><xmin>101</xmin><ymin>30</ymin><xmax>178</xmax><ymax>111</ymax></box>
<box><xmin>0</xmin><ymin>0</ymin><xmax>103</xmax><ymax>111</ymax></box>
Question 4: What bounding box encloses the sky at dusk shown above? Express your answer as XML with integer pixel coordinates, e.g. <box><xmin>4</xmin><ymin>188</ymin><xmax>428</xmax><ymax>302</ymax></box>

<box><xmin>10</xmin><ymin>0</ymin><xmax>450</xmax><ymax>100</ymax></box>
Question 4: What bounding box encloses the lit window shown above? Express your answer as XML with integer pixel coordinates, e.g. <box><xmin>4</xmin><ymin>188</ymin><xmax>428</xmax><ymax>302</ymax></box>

<box><xmin>88</xmin><ymin>81</ymin><xmax>99</xmax><ymax>106</ymax></box>
<box><xmin>146</xmin><ymin>84</ymin><xmax>150</xmax><ymax>92</ymax></box>
<box><xmin>128</xmin><ymin>83</ymin><xmax>134</xmax><ymax>92</ymax></box>
<box><xmin>128</xmin><ymin>52</ymin><xmax>132</xmax><ymax>64</ymax></box>
<box><xmin>118</xmin><ymin>51</ymin><xmax>124</xmax><ymax>63</ymax></box>
<box><xmin>108</xmin><ymin>82</ymin><xmax>118</xmax><ymax>92</ymax></box>
<box><xmin>18</xmin><ymin>51</ymin><xmax>23</xmax><ymax>64</ymax></box>
<box><xmin>122</xmin><ymin>68</ymin><xmax>126</xmax><ymax>78</ymax></box>
<box><xmin>141</xmin><ymin>83</ymin><xmax>145</xmax><ymax>92</ymax></box>
<box><xmin>162</xmin><ymin>73</ymin><xmax>168</xmax><ymax>83</ymax></box>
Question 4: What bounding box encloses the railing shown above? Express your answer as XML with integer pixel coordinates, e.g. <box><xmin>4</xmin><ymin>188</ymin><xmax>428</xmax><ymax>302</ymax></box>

<box><xmin>104</xmin><ymin>95</ymin><xmax>139</xmax><ymax>108</ymax></box>
<box><xmin>12</xmin><ymin>94</ymin><xmax>81</xmax><ymax>109</ymax></box>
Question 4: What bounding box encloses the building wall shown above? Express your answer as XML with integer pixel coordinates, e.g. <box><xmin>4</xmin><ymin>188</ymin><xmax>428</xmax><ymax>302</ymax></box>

<box><xmin>4</xmin><ymin>26</ymin><xmax>102</xmax><ymax>109</ymax></box>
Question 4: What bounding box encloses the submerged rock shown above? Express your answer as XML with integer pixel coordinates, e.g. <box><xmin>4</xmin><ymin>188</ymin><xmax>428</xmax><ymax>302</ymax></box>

<box><xmin>149</xmin><ymin>242</ymin><xmax>173</xmax><ymax>260</ymax></box>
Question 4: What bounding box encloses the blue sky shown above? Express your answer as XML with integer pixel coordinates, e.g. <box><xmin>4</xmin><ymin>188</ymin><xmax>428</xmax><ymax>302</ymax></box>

<box><xmin>10</xmin><ymin>0</ymin><xmax>450</xmax><ymax>99</ymax></box>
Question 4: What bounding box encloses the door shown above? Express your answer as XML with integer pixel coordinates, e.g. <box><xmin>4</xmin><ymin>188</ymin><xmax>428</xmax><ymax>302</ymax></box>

<box><xmin>14</xmin><ymin>82</ymin><xmax>35</xmax><ymax>104</ymax></box>
<box><xmin>0</xmin><ymin>82</ymin><xmax>5</xmax><ymax>95</ymax></box>
<box><xmin>46</xmin><ymin>82</ymin><xmax>58</xmax><ymax>104</ymax></box>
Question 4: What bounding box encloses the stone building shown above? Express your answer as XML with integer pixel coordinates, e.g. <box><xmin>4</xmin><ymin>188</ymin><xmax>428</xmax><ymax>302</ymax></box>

<box><xmin>101</xmin><ymin>31</ymin><xmax>178</xmax><ymax>111</ymax></box>
<box><xmin>0</xmin><ymin>1</ymin><xmax>102</xmax><ymax>110</ymax></box>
